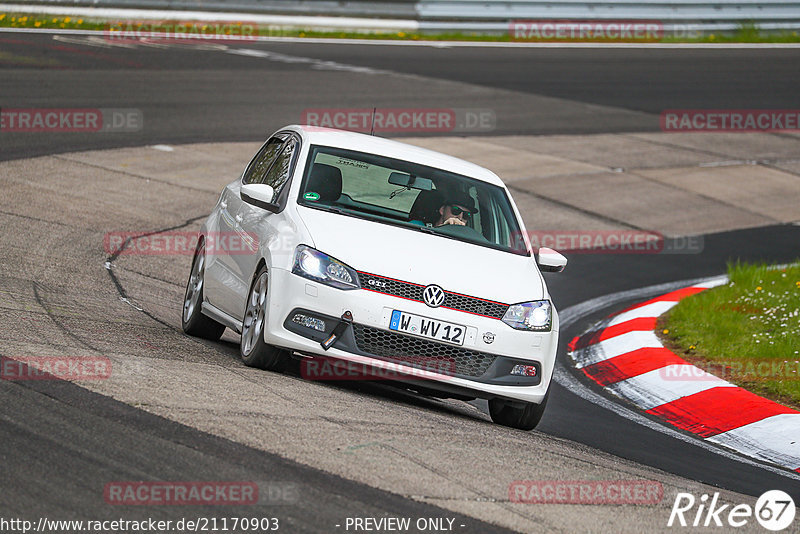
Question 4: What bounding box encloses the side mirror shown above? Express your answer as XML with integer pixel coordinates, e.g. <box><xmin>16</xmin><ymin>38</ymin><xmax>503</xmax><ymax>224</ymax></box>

<box><xmin>241</xmin><ymin>183</ymin><xmax>277</xmax><ymax>212</ymax></box>
<box><xmin>537</xmin><ymin>247</ymin><xmax>567</xmax><ymax>273</ymax></box>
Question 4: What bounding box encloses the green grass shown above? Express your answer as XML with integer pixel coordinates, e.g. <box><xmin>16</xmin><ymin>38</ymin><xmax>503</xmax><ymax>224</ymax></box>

<box><xmin>661</xmin><ymin>261</ymin><xmax>800</xmax><ymax>409</ymax></box>
<box><xmin>1</xmin><ymin>13</ymin><xmax>800</xmax><ymax>43</ymax></box>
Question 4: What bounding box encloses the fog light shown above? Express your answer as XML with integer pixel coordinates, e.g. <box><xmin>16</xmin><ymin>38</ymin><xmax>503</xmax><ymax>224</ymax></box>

<box><xmin>510</xmin><ymin>364</ymin><xmax>538</xmax><ymax>377</ymax></box>
<box><xmin>292</xmin><ymin>314</ymin><xmax>326</xmax><ymax>332</ymax></box>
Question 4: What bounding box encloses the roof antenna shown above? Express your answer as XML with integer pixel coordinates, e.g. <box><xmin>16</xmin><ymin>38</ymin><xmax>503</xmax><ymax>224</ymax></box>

<box><xmin>370</xmin><ymin>107</ymin><xmax>376</xmax><ymax>136</ymax></box>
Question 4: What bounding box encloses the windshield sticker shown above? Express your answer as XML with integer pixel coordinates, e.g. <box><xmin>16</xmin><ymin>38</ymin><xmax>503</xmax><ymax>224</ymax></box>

<box><xmin>336</xmin><ymin>157</ymin><xmax>369</xmax><ymax>169</ymax></box>
<box><xmin>303</xmin><ymin>192</ymin><xmax>321</xmax><ymax>201</ymax></box>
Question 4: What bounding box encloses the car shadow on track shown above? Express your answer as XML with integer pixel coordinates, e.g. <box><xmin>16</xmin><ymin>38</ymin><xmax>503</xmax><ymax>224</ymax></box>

<box><xmin>208</xmin><ymin>335</ymin><xmax>494</xmax><ymax>427</ymax></box>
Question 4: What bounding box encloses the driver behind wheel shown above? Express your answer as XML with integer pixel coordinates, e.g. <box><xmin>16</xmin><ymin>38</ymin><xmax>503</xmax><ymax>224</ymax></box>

<box><xmin>434</xmin><ymin>191</ymin><xmax>477</xmax><ymax>227</ymax></box>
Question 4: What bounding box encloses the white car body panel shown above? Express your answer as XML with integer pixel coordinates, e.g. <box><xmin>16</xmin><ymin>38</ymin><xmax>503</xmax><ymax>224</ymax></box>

<box><xmin>197</xmin><ymin>125</ymin><xmax>565</xmax><ymax>406</ymax></box>
<box><xmin>295</xmin><ymin>205</ymin><xmax>546</xmax><ymax>304</ymax></box>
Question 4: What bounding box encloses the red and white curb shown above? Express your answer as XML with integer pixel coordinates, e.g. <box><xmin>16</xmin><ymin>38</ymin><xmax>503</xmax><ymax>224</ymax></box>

<box><xmin>568</xmin><ymin>276</ymin><xmax>800</xmax><ymax>473</ymax></box>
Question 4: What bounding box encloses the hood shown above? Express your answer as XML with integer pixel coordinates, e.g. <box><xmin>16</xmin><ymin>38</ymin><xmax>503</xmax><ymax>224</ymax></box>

<box><xmin>296</xmin><ymin>206</ymin><xmax>545</xmax><ymax>304</ymax></box>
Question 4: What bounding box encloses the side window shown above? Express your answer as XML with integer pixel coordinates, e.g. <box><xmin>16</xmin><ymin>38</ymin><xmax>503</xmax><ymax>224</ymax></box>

<box><xmin>262</xmin><ymin>137</ymin><xmax>299</xmax><ymax>201</ymax></box>
<box><xmin>242</xmin><ymin>137</ymin><xmax>285</xmax><ymax>185</ymax></box>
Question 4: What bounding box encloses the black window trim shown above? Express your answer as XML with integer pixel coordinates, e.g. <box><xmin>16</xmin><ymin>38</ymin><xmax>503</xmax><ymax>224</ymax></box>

<box><xmin>241</xmin><ymin>133</ymin><xmax>287</xmax><ymax>186</ymax></box>
<box><xmin>296</xmin><ymin>144</ymin><xmax>531</xmax><ymax>257</ymax></box>
<box><xmin>241</xmin><ymin>131</ymin><xmax>302</xmax><ymax>214</ymax></box>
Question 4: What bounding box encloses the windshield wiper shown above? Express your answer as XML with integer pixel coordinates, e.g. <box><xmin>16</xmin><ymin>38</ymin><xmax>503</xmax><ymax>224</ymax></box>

<box><xmin>314</xmin><ymin>204</ymin><xmax>346</xmax><ymax>215</ymax></box>
<box><xmin>307</xmin><ymin>203</ymin><xmax>373</xmax><ymax>223</ymax></box>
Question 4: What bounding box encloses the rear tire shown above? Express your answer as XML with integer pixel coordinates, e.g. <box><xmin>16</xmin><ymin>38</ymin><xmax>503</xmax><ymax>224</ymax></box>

<box><xmin>182</xmin><ymin>239</ymin><xmax>226</xmax><ymax>341</ymax></box>
<box><xmin>489</xmin><ymin>390</ymin><xmax>549</xmax><ymax>431</ymax></box>
<box><xmin>240</xmin><ymin>265</ymin><xmax>287</xmax><ymax>371</ymax></box>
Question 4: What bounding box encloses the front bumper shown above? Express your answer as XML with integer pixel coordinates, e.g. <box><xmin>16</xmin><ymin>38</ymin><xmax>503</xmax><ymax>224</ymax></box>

<box><xmin>263</xmin><ymin>267</ymin><xmax>558</xmax><ymax>404</ymax></box>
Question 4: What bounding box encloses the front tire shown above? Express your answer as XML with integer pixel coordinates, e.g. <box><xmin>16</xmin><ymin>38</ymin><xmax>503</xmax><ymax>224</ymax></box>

<box><xmin>182</xmin><ymin>239</ymin><xmax>226</xmax><ymax>341</ymax></box>
<box><xmin>240</xmin><ymin>265</ymin><xmax>286</xmax><ymax>371</ymax></box>
<box><xmin>488</xmin><ymin>390</ymin><xmax>549</xmax><ymax>431</ymax></box>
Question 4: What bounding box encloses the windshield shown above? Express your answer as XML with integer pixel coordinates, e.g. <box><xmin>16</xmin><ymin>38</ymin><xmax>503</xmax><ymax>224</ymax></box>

<box><xmin>297</xmin><ymin>145</ymin><xmax>529</xmax><ymax>256</ymax></box>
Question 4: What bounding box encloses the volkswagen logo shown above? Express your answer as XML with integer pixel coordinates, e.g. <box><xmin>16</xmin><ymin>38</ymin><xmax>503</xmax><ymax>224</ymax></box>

<box><xmin>422</xmin><ymin>285</ymin><xmax>446</xmax><ymax>308</ymax></box>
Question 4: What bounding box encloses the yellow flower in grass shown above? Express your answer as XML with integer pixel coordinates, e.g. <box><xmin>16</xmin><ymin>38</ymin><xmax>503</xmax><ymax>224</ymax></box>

<box><xmin>0</xmin><ymin>14</ymin><xmax>5</xmax><ymax>21</ymax></box>
<box><xmin>397</xmin><ymin>31</ymin><xmax>406</xmax><ymax>37</ymax></box>
<box><xmin>756</xmin><ymin>286</ymin><xmax>762</xmax><ymax>291</ymax></box>
<box><xmin>662</xmin><ymin>329</ymin><xmax>669</xmax><ymax>335</ymax></box>
<box><xmin>64</xmin><ymin>16</ymin><xmax>71</xmax><ymax>23</ymax></box>
<box><xmin>34</xmin><ymin>21</ymin><xmax>41</xmax><ymax>27</ymax></box>
<box><xmin>78</xmin><ymin>19</ymin><xmax>83</xmax><ymax>24</ymax></box>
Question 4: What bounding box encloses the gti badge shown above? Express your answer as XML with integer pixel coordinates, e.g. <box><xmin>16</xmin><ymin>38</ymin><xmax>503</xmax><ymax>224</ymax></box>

<box><xmin>483</xmin><ymin>332</ymin><xmax>495</xmax><ymax>344</ymax></box>
<box><xmin>422</xmin><ymin>284</ymin><xmax>445</xmax><ymax>307</ymax></box>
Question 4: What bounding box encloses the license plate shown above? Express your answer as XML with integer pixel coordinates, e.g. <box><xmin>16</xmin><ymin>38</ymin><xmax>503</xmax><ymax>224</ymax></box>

<box><xmin>389</xmin><ymin>310</ymin><xmax>466</xmax><ymax>346</ymax></box>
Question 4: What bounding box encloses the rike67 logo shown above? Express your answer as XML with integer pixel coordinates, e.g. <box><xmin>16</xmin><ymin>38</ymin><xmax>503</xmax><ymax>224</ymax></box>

<box><xmin>668</xmin><ymin>490</ymin><xmax>796</xmax><ymax>531</ymax></box>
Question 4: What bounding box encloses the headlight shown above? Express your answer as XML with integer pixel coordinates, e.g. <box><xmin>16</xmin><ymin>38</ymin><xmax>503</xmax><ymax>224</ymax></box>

<box><xmin>292</xmin><ymin>245</ymin><xmax>360</xmax><ymax>290</ymax></box>
<box><xmin>502</xmin><ymin>300</ymin><xmax>552</xmax><ymax>331</ymax></box>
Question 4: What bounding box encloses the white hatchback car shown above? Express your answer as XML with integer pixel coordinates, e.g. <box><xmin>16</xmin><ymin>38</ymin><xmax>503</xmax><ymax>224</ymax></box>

<box><xmin>182</xmin><ymin>125</ymin><xmax>566</xmax><ymax>430</ymax></box>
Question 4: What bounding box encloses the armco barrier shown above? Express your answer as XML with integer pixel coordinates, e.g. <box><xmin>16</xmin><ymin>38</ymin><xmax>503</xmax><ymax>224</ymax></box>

<box><xmin>6</xmin><ymin>0</ymin><xmax>800</xmax><ymax>32</ymax></box>
<box><xmin>7</xmin><ymin>0</ymin><xmax>418</xmax><ymax>17</ymax></box>
<box><xmin>418</xmin><ymin>0</ymin><xmax>800</xmax><ymax>22</ymax></box>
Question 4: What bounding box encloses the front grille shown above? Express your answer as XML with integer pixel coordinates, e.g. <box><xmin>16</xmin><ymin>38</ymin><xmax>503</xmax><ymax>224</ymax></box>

<box><xmin>360</xmin><ymin>272</ymin><xmax>422</xmax><ymax>301</ymax></box>
<box><xmin>358</xmin><ymin>271</ymin><xmax>508</xmax><ymax>320</ymax></box>
<box><xmin>351</xmin><ymin>324</ymin><xmax>497</xmax><ymax>377</ymax></box>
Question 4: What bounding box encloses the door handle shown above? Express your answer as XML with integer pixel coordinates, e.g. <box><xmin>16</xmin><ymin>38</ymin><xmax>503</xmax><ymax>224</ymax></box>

<box><xmin>235</xmin><ymin>214</ymin><xmax>243</xmax><ymax>224</ymax></box>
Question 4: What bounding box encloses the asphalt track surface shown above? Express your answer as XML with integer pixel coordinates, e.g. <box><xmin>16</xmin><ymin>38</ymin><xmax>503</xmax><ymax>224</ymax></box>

<box><xmin>2</xmin><ymin>33</ymin><xmax>800</xmax><ymax>159</ymax></box>
<box><xmin>2</xmin><ymin>32</ymin><xmax>800</xmax><ymax>531</ymax></box>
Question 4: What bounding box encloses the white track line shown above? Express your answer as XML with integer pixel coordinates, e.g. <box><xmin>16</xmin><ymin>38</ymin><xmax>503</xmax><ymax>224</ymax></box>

<box><xmin>572</xmin><ymin>330</ymin><xmax>662</xmax><ymax>368</ymax></box>
<box><xmin>693</xmin><ymin>277</ymin><xmax>729</xmax><ymax>289</ymax></box>
<box><xmin>607</xmin><ymin>300</ymin><xmax>677</xmax><ymax>326</ymax></box>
